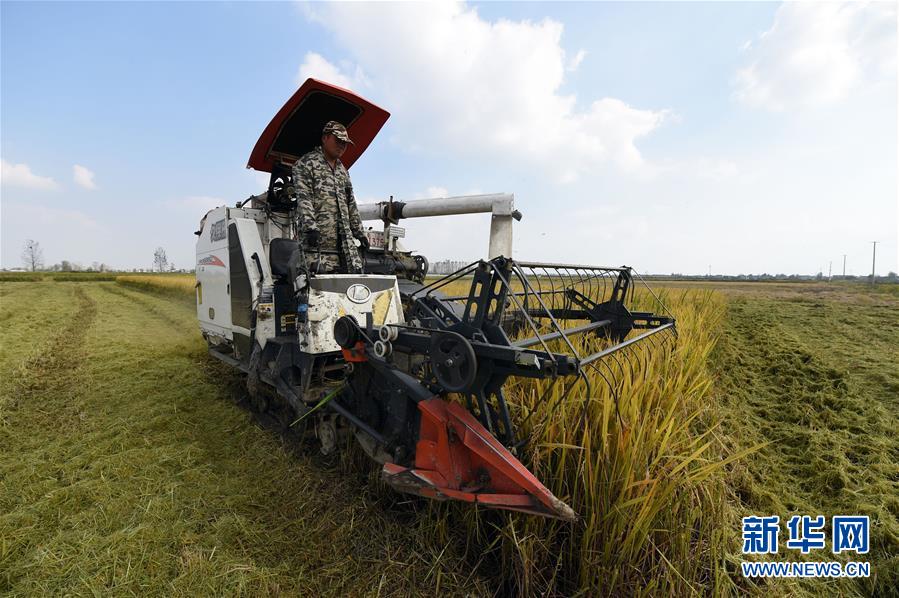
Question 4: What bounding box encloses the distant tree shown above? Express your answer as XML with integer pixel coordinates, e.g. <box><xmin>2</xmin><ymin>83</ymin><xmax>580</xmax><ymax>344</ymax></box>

<box><xmin>153</xmin><ymin>247</ymin><xmax>168</xmax><ymax>272</ymax></box>
<box><xmin>60</xmin><ymin>260</ymin><xmax>73</xmax><ymax>272</ymax></box>
<box><xmin>21</xmin><ymin>239</ymin><xmax>44</xmax><ymax>271</ymax></box>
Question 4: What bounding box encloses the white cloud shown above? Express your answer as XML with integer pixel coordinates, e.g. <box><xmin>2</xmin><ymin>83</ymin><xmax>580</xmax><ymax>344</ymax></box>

<box><xmin>566</xmin><ymin>49</ymin><xmax>587</xmax><ymax>72</ymax></box>
<box><xmin>296</xmin><ymin>51</ymin><xmax>367</xmax><ymax>90</ymax></box>
<box><xmin>302</xmin><ymin>2</ymin><xmax>667</xmax><ymax>181</ymax></box>
<box><xmin>14</xmin><ymin>202</ymin><xmax>100</xmax><ymax>230</ymax></box>
<box><xmin>0</xmin><ymin>159</ymin><xmax>58</xmax><ymax>190</ymax></box>
<box><xmin>73</xmin><ymin>164</ymin><xmax>97</xmax><ymax>190</ymax></box>
<box><xmin>695</xmin><ymin>157</ymin><xmax>739</xmax><ymax>180</ymax></box>
<box><xmin>734</xmin><ymin>2</ymin><xmax>897</xmax><ymax>111</ymax></box>
<box><xmin>654</xmin><ymin>156</ymin><xmax>741</xmax><ymax>181</ymax></box>
<box><xmin>413</xmin><ymin>186</ymin><xmax>450</xmax><ymax>199</ymax></box>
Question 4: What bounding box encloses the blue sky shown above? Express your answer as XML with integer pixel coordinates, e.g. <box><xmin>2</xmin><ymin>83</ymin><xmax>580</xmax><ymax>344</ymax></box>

<box><xmin>2</xmin><ymin>1</ymin><xmax>896</xmax><ymax>275</ymax></box>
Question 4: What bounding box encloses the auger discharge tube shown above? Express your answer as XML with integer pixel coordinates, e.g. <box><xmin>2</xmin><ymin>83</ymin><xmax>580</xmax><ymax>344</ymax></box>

<box><xmin>357</xmin><ymin>194</ymin><xmax>522</xmax><ymax>259</ymax></box>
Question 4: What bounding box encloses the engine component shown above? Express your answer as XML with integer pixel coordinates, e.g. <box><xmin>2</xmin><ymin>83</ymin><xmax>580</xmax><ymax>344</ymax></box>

<box><xmin>378</xmin><ymin>325</ymin><xmax>399</xmax><ymax>342</ymax></box>
<box><xmin>429</xmin><ymin>331</ymin><xmax>477</xmax><ymax>393</ymax></box>
<box><xmin>373</xmin><ymin>340</ymin><xmax>392</xmax><ymax>358</ymax></box>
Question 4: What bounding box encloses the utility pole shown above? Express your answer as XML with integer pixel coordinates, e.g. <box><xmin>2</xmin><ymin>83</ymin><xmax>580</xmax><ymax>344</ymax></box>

<box><xmin>828</xmin><ymin>261</ymin><xmax>832</xmax><ymax>282</ymax></box>
<box><xmin>842</xmin><ymin>254</ymin><xmax>847</xmax><ymax>277</ymax></box>
<box><xmin>871</xmin><ymin>241</ymin><xmax>878</xmax><ymax>285</ymax></box>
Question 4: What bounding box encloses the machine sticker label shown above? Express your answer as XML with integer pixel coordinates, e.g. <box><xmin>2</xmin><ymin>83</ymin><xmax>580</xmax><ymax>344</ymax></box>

<box><xmin>210</xmin><ymin>219</ymin><xmax>227</xmax><ymax>242</ymax></box>
<box><xmin>198</xmin><ymin>255</ymin><xmax>225</xmax><ymax>267</ymax></box>
<box><xmin>257</xmin><ymin>302</ymin><xmax>273</xmax><ymax>320</ymax></box>
<box><xmin>367</xmin><ymin>230</ymin><xmax>386</xmax><ymax>249</ymax></box>
<box><xmin>372</xmin><ymin>291</ymin><xmax>393</xmax><ymax>325</ymax></box>
<box><xmin>281</xmin><ymin>314</ymin><xmax>296</xmax><ymax>331</ymax></box>
<box><xmin>346</xmin><ymin>284</ymin><xmax>372</xmax><ymax>304</ymax></box>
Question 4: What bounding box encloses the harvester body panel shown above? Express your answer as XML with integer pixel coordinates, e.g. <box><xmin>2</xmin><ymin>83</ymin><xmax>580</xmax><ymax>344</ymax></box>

<box><xmin>197</xmin><ymin>207</ymin><xmax>404</xmax><ymax>359</ymax></box>
<box><xmin>196</xmin><ymin>205</ymin><xmax>233</xmax><ymax>343</ymax></box>
<box><xmin>306</xmin><ymin>275</ymin><xmax>405</xmax><ymax>353</ymax></box>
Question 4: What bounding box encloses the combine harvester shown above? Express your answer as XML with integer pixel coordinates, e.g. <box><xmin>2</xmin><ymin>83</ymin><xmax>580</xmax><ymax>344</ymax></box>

<box><xmin>195</xmin><ymin>80</ymin><xmax>675</xmax><ymax>521</ymax></box>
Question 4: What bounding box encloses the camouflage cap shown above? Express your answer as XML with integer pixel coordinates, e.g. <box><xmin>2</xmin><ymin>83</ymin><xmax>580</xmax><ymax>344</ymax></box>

<box><xmin>322</xmin><ymin>121</ymin><xmax>354</xmax><ymax>144</ymax></box>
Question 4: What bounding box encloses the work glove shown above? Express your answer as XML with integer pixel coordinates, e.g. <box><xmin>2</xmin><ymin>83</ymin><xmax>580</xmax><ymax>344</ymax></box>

<box><xmin>305</xmin><ymin>229</ymin><xmax>321</xmax><ymax>248</ymax></box>
<box><xmin>355</xmin><ymin>232</ymin><xmax>371</xmax><ymax>251</ymax></box>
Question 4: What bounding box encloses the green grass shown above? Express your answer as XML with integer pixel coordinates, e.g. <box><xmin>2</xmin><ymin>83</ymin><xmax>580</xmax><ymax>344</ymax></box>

<box><xmin>0</xmin><ymin>282</ymin><xmax>490</xmax><ymax>596</ymax></box>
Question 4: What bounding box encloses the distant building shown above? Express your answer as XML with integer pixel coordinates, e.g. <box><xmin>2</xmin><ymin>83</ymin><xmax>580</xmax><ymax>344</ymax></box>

<box><xmin>430</xmin><ymin>259</ymin><xmax>468</xmax><ymax>275</ymax></box>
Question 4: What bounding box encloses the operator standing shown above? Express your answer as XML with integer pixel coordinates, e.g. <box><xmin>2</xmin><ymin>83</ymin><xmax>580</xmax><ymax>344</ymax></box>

<box><xmin>293</xmin><ymin>121</ymin><xmax>370</xmax><ymax>273</ymax></box>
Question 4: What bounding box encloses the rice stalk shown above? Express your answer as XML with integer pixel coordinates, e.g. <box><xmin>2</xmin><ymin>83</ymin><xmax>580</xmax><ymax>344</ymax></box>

<box><xmin>424</xmin><ymin>287</ymin><xmax>736</xmax><ymax>596</ymax></box>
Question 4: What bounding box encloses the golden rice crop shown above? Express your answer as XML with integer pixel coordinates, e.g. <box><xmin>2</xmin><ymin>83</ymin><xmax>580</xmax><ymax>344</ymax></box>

<box><xmin>116</xmin><ymin>274</ymin><xmax>196</xmax><ymax>298</ymax></box>
<box><xmin>423</xmin><ymin>287</ymin><xmax>742</xmax><ymax>596</ymax></box>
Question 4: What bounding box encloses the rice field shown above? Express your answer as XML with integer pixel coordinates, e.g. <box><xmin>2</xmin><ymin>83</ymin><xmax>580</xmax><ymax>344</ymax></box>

<box><xmin>115</xmin><ymin>274</ymin><xmax>196</xmax><ymax>299</ymax></box>
<box><xmin>0</xmin><ymin>271</ymin><xmax>118</xmax><ymax>282</ymax></box>
<box><xmin>1</xmin><ymin>276</ymin><xmax>895</xmax><ymax>595</ymax></box>
<box><xmin>0</xmin><ymin>282</ymin><xmax>491</xmax><ymax>595</ymax></box>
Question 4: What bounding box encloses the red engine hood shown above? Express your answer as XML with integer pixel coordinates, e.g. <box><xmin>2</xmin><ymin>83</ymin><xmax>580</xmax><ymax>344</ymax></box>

<box><xmin>247</xmin><ymin>78</ymin><xmax>390</xmax><ymax>172</ymax></box>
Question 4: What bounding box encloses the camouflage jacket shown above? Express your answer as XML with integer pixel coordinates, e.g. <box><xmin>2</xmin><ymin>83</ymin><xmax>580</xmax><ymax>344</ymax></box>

<box><xmin>292</xmin><ymin>146</ymin><xmax>364</xmax><ymax>272</ymax></box>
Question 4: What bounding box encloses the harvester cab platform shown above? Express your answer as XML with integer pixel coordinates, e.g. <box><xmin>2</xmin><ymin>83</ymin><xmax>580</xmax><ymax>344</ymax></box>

<box><xmin>195</xmin><ymin>79</ymin><xmax>676</xmax><ymax>521</ymax></box>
